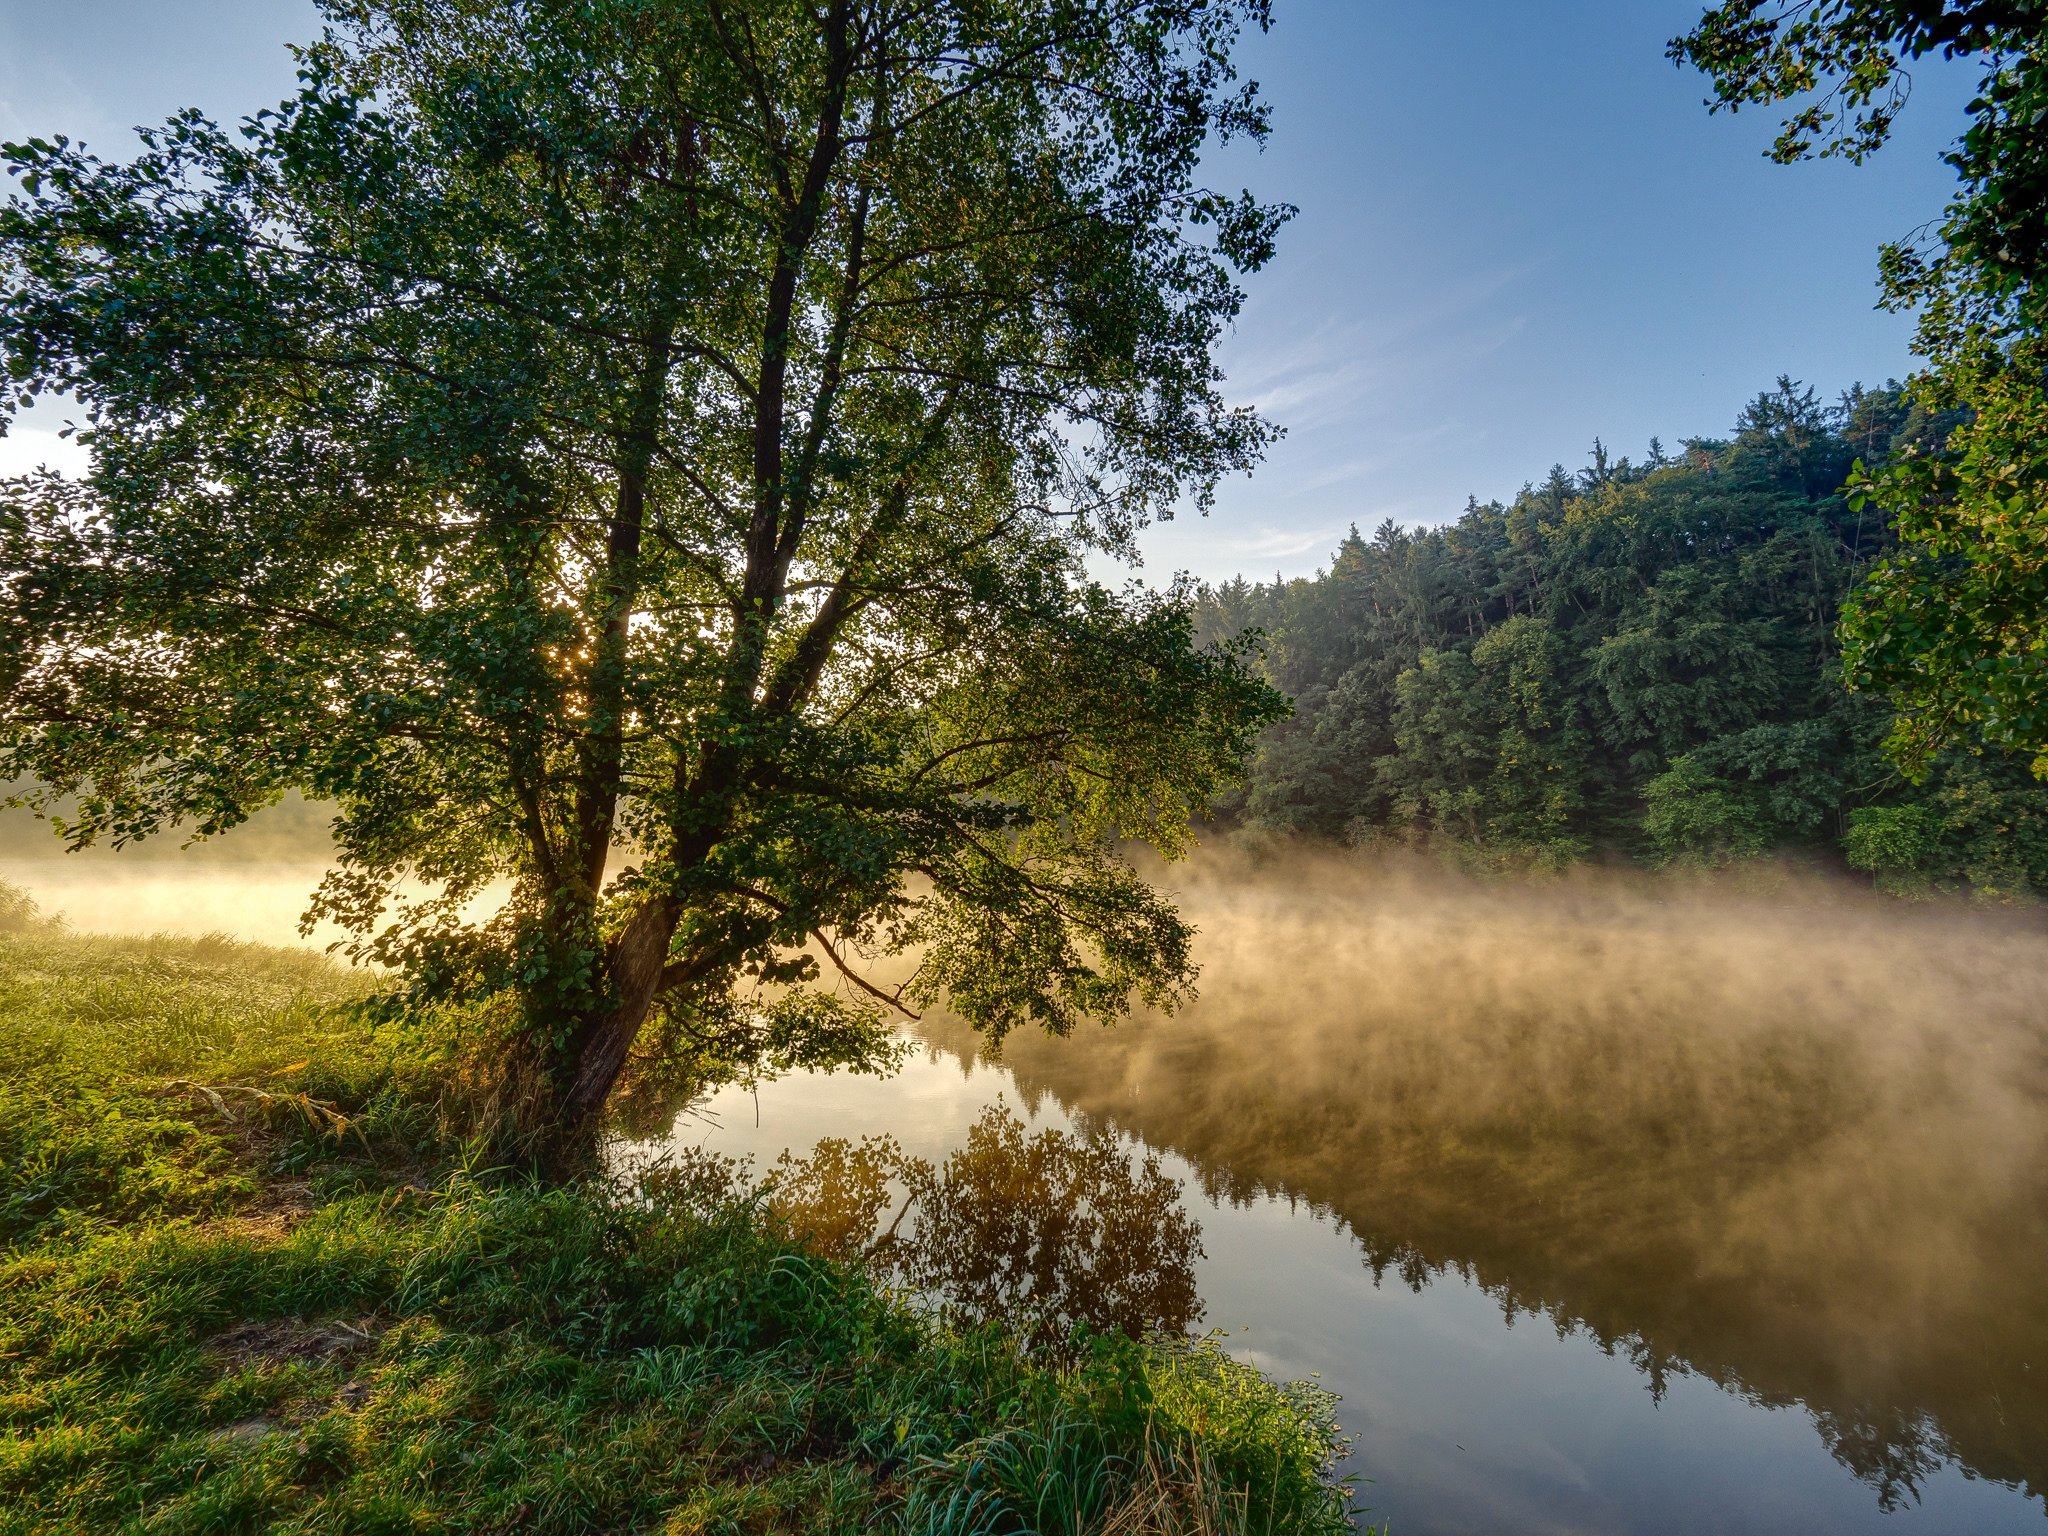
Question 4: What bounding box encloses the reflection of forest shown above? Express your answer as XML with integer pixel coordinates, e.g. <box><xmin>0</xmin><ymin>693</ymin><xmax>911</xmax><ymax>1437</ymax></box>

<box><xmin>912</xmin><ymin>871</ymin><xmax>2048</xmax><ymax>1512</ymax></box>
<box><xmin>764</xmin><ymin>1103</ymin><xmax>1203</xmax><ymax>1350</ymax></box>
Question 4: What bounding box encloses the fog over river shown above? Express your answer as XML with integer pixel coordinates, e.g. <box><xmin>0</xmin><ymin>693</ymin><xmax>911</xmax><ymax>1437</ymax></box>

<box><xmin>664</xmin><ymin>851</ymin><xmax>2048</xmax><ymax>1535</ymax></box>
<box><xmin>9</xmin><ymin>821</ymin><xmax>2047</xmax><ymax>1534</ymax></box>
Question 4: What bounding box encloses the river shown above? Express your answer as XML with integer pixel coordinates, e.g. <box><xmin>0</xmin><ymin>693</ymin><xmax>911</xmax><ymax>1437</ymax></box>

<box><xmin>646</xmin><ymin>854</ymin><xmax>2048</xmax><ymax>1536</ymax></box>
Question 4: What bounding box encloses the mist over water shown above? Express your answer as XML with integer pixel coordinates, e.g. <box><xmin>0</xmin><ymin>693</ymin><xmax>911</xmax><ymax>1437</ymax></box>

<box><xmin>0</xmin><ymin>797</ymin><xmax>339</xmax><ymax>947</ymax></box>
<box><xmin>920</xmin><ymin>848</ymin><xmax>2048</xmax><ymax>1523</ymax></box>
<box><xmin>0</xmin><ymin>797</ymin><xmax>503</xmax><ymax>950</ymax></box>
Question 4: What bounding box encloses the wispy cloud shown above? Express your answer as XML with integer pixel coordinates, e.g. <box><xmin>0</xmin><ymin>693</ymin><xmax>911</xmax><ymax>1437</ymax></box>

<box><xmin>1220</xmin><ymin>523</ymin><xmax>1348</xmax><ymax>561</ymax></box>
<box><xmin>1209</xmin><ymin>264</ymin><xmax>1540</xmax><ymax>478</ymax></box>
<box><xmin>1236</xmin><ymin>357</ymin><xmax>1375</xmax><ymax>431</ymax></box>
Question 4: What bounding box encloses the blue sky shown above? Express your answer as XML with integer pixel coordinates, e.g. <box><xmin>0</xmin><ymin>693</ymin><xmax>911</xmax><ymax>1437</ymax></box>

<box><xmin>0</xmin><ymin>0</ymin><xmax>1977</xmax><ymax>582</ymax></box>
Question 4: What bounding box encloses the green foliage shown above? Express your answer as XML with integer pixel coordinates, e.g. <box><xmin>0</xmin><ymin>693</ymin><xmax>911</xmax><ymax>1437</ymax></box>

<box><xmin>1844</xmin><ymin>757</ymin><xmax>2048</xmax><ymax>897</ymax></box>
<box><xmin>0</xmin><ymin>926</ymin><xmax>1354</xmax><ymax>1534</ymax></box>
<box><xmin>0</xmin><ymin>876</ymin><xmax>56</xmax><ymax>933</ymax></box>
<box><xmin>1668</xmin><ymin>2</ymin><xmax>2030</xmax><ymax>166</ymax></box>
<box><xmin>1198</xmin><ymin>381</ymin><xmax>2048</xmax><ymax>895</ymax></box>
<box><xmin>1674</xmin><ymin>3</ymin><xmax>2048</xmax><ymax>773</ymax></box>
<box><xmin>0</xmin><ymin>0</ymin><xmax>1288</xmax><ymax>1135</ymax></box>
<box><xmin>1843</xmin><ymin>803</ymin><xmax>1946</xmax><ymax>893</ymax></box>
<box><xmin>1842</xmin><ymin>343</ymin><xmax>2048</xmax><ymax>777</ymax></box>
<box><xmin>1382</xmin><ymin>617</ymin><xmax>1588</xmax><ymax>862</ymax></box>
<box><xmin>1643</xmin><ymin>755</ymin><xmax>1777</xmax><ymax>866</ymax></box>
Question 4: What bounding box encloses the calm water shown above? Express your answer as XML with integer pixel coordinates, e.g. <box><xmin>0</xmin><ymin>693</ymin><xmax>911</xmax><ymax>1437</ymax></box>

<box><xmin>649</xmin><ymin>861</ymin><xmax>2048</xmax><ymax>1536</ymax></box>
<box><xmin>666</xmin><ymin>1042</ymin><xmax>2043</xmax><ymax>1536</ymax></box>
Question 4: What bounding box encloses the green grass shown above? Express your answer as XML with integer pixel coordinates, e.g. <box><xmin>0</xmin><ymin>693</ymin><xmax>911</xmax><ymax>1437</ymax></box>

<box><xmin>0</xmin><ymin>903</ymin><xmax>1355</xmax><ymax>1535</ymax></box>
<box><xmin>0</xmin><ymin>924</ymin><xmax>431</xmax><ymax>1246</ymax></box>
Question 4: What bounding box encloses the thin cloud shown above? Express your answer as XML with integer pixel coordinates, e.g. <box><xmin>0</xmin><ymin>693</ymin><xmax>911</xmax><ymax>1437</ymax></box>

<box><xmin>1217</xmin><ymin>263</ymin><xmax>1538</xmax><ymax>448</ymax></box>
<box><xmin>1222</xmin><ymin>524</ymin><xmax>1348</xmax><ymax>561</ymax></box>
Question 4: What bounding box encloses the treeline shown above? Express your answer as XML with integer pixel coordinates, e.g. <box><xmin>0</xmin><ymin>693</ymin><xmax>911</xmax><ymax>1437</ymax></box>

<box><xmin>1196</xmin><ymin>379</ymin><xmax>2048</xmax><ymax>897</ymax></box>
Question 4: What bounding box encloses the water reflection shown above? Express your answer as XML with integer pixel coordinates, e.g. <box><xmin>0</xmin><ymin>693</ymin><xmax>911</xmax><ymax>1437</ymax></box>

<box><xmin>911</xmin><ymin>857</ymin><xmax>2048</xmax><ymax>1518</ymax></box>
<box><xmin>764</xmin><ymin>1103</ymin><xmax>1203</xmax><ymax>1349</ymax></box>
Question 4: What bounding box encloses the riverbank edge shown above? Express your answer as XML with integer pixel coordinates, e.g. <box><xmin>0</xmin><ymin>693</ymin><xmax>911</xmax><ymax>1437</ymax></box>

<box><xmin>0</xmin><ymin>915</ymin><xmax>1357</xmax><ymax>1534</ymax></box>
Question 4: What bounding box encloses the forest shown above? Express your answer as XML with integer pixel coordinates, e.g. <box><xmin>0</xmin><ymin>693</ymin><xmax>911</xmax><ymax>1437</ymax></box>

<box><xmin>1197</xmin><ymin>377</ymin><xmax>2048</xmax><ymax>897</ymax></box>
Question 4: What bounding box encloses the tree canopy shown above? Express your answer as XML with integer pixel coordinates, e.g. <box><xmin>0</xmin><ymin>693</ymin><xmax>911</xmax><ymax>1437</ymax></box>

<box><xmin>0</xmin><ymin>0</ymin><xmax>1287</xmax><ymax>1143</ymax></box>
<box><xmin>1200</xmin><ymin>380</ymin><xmax>2048</xmax><ymax>897</ymax></box>
<box><xmin>1673</xmin><ymin>1</ymin><xmax>2048</xmax><ymax>775</ymax></box>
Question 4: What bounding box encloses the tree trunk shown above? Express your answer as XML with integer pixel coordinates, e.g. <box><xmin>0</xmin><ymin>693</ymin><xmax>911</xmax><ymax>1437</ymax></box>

<box><xmin>554</xmin><ymin>894</ymin><xmax>679</xmax><ymax>1144</ymax></box>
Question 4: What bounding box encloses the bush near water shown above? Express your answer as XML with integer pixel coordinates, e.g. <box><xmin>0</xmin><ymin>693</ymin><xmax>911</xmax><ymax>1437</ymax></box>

<box><xmin>0</xmin><ymin>884</ymin><xmax>1353</xmax><ymax>1536</ymax></box>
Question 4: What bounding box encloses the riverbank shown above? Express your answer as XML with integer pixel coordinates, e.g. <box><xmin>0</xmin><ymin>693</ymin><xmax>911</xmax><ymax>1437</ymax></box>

<box><xmin>0</xmin><ymin>902</ymin><xmax>1355</xmax><ymax>1535</ymax></box>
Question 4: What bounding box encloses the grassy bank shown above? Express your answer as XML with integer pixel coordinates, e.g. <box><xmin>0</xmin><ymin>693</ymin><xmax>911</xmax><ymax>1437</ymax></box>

<box><xmin>0</xmin><ymin>904</ymin><xmax>1354</xmax><ymax>1535</ymax></box>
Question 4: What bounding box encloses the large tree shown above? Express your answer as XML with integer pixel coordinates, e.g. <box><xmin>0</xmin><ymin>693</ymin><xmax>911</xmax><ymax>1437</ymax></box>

<box><xmin>1671</xmin><ymin>2</ymin><xmax>2048</xmax><ymax>775</ymax></box>
<box><xmin>0</xmin><ymin>0</ymin><xmax>1286</xmax><ymax>1144</ymax></box>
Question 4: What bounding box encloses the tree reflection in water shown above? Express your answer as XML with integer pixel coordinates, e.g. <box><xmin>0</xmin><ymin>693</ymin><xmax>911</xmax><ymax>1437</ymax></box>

<box><xmin>763</xmin><ymin>1102</ymin><xmax>1203</xmax><ymax>1349</ymax></box>
<box><xmin>910</xmin><ymin>856</ymin><xmax>2048</xmax><ymax>1515</ymax></box>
